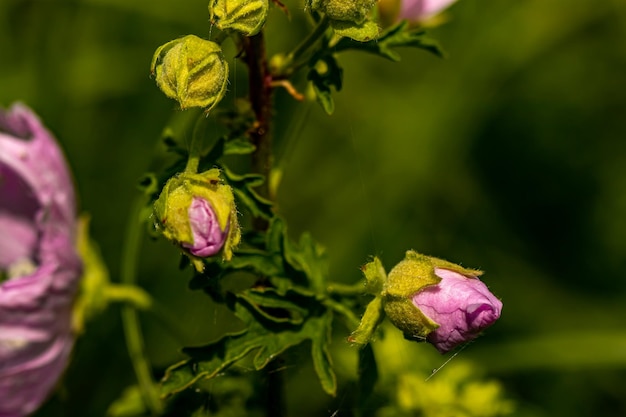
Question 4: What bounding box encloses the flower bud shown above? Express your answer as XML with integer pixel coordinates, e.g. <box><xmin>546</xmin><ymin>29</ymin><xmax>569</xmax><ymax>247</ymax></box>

<box><xmin>1</xmin><ymin>103</ymin><xmax>82</xmax><ymax>416</ymax></box>
<box><xmin>150</xmin><ymin>35</ymin><xmax>229</xmax><ymax>112</ymax></box>
<box><xmin>310</xmin><ymin>0</ymin><xmax>377</xmax><ymax>24</ymax></box>
<box><xmin>209</xmin><ymin>0</ymin><xmax>269</xmax><ymax>36</ymax></box>
<box><xmin>383</xmin><ymin>251</ymin><xmax>502</xmax><ymax>353</ymax></box>
<box><xmin>153</xmin><ymin>169</ymin><xmax>240</xmax><ymax>270</ymax></box>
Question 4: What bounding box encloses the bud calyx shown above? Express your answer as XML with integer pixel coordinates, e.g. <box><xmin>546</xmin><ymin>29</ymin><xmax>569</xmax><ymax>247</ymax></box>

<box><xmin>150</xmin><ymin>35</ymin><xmax>228</xmax><ymax>112</ymax></box>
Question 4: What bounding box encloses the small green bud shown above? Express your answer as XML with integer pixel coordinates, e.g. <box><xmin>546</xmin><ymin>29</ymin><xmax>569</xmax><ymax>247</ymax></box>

<box><xmin>209</xmin><ymin>0</ymin><xmax>269</xmax><ymax>36</ymax></box>
<box><xmin>310</xmin><ymin>0</ymin><xmax>377</xmax><ymax>24</ymax></box>
<box><xmin>150</xmin><ymin>35</ymin><xmax>229</xmax><ymax>112</ymax></box>
<box><xmin>153</xmin><ymin>169</ymin><xmax>240</xmax><ymax>271</ymax></box>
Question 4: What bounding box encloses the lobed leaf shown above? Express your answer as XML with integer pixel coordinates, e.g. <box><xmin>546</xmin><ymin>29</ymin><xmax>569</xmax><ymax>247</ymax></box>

<box><xmin>222</xmin><ymin>166</ymin><xmax>274</xmax><ymax>219</ymax></box>
<box><xmin>160</xmin><ymin>293</ymin><xmax>337</xmax><ymax>397</ymax></box>
<box><xmin>333</xmin><ymin>21</ymin><xmax>445</xmax><ymax>61</ymax></box>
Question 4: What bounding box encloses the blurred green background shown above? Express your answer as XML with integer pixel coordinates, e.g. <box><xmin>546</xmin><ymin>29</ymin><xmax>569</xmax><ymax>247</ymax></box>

<box><xmin>2</xmin><ymin>0</ymin><xmax>626</xmax><ymax>416</ymax></box>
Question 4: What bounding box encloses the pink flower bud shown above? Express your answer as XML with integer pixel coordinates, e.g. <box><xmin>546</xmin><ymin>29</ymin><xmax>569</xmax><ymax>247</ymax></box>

<box><xmin>0</xmin><ymin>103</ymin><xmax>82</xmax><ymax>416</ymax></box>
<box><xmin>383</xmin><ymin>251</ymin><xmax>501</xmax><ymax>354</ymax></box>
<box><xmin>413</xmin><ymin>267</ymin><xmax>502</xmax><ymax>353</ymax></box>
<box><xmin>153</xmin><ymin>169</ymin><xmax>240</xmax><ymax>271</ymax></box>
<box><xmin>182</xmin><ymin>196</ymin><xmax>228</xmax><ymax>257</ymax></box>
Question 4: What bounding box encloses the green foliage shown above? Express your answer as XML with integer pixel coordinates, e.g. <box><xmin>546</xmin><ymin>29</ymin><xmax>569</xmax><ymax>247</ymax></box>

<box><xmin>308</xmin><ymin>54</ymin><xmax>344</xmax><ymax>115</ymax></box>
<box><xmin>221</xmin><ymin>167</ymin><xmax>274</xmax><ymax>219</ymax></box>
<box><xmin>161</xmin><ymin>218</ymin><xmax>337</xmax><ymax>397</ymax></box>
<box><xmin>333</xmin><ymin>21</ymin><xmax>445</xmax><ymax>61</ymax></box>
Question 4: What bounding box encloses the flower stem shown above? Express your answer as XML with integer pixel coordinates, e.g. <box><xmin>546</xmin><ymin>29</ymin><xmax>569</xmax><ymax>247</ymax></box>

<box><xmin>184</xmin><ymin>128</ymin><xmax>203</xmax><ymax>174</ymax></box>
<box><xmin>276</xmin><ymin>16</ymin><xmax>330</xmax><ymax>77</ymax></box>
<box><xmin>120</xmin><ymin>197</ymin><xmax>163</xmax><ymax>414</ymax></box>
<box><xmin>243</xmin><ymin>30</ymin><xmax>285</xmax><ymax>417</ymax></box>
<box><xmin>243</xmin><ymin>31</ymin><xmax>274</xmax><ymax>205</ymax></box>
<box><xmin>106</xmin><ymin>284</ymin><xmax>186</xmax><ymax>344</ymax></box>
<box><xmin>327</xmin><ymin>280</ymin><xmax>367</xmax><ymax>296</ymax></box>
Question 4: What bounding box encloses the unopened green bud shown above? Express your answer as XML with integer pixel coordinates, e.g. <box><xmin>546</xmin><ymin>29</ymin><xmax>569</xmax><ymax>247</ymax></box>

<box><xmin>153</xmin><ymin>169</ymin><xmax>240</xmax><ymax>271</ymax></box>
<box><xmin>150</xmin><ymin>35</ymin><xmax>228</xmax><ymax>112</ymax></box>
<box><xmin>209</xmin><ymin>0</ymin><xmax>269</xmax><ymax>36</ymax></box>
<box><xmin>310</xmin><ymin>0</ymin><xmax>376</xmax><ymax>24</ymax></box>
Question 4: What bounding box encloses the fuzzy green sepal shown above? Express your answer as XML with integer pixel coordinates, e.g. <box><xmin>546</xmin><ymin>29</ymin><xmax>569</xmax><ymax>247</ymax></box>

<box><xmin>361</xmin><ymin>256</ymin><xmax>386</xmax><ymax>294</ymax></box>
<box><xmin>349</xmin><ymin>296</ymin><xmax>385</xmax><ymax>345</ymax></box>
<box><xmin>348</xmin><ymin>257</ymin><xmax>387</xmax><ymax>345</ymax></box>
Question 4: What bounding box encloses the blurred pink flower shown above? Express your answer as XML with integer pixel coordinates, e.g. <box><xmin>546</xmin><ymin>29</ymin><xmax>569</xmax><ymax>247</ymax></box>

<box><xmin>0</xmin><ymin>103</ymin><xmax>82</xmax><ymax>416</ymax></box>
<box><xmin>398</xmin><ymin>0</ymin><xmax>457</xmax><ymax>22</ymax></box>
<box><xmin>413</xmin><ymin>267</ymin><xmax>502</xmax><ymax>353</ymax></box>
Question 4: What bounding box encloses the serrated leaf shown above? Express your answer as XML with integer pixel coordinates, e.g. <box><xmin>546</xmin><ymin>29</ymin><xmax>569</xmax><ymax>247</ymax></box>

<box><xmin>159</xmin><ymin>323</ymin><xmax>252</xmax><ymax>397</ymax></box>
<box><xmin>222</xmin><ymin>166</ymin><xmax>274</xmax><ymax>219</ymax></box>
<box><xmin>307</xmin><ymin>54</ymin><xmax>343</xmax><ymax>115</ymax></box>
<box><xmin>310</xmin><ymin>310</ymin><xmax>337</xmax><ymax>395</ymax></box>
<box><xmin>160</xmin><ymin>293</ymin><xmax>336</xmax><ymax>397</ymax></box>
<box><xmin>238</xmin><ymin>287</ymin><xmax>308</xmax><ymax>325</ymax></box>
<box><xmin>333</xmin><ymin>21</ymin><xmax>445</xmax><ymax>61</ymax></box>
<box><xmin>265</xmin><ymin>216</ymin><xmax>287</xmax><ymax>254</ymax></box>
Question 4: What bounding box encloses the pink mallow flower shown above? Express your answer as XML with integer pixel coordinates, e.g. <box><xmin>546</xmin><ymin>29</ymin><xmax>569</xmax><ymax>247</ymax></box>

<box><xmin>182</xmin><ymin>196</ymin><xmax>228</xmax><ymax>257</ymax></box>
<box><xmin>0</xmin><ymin>103</ymin><xmax>82</xmax><ymax>416</ymax></box>
<box><xmin>413</xmin><ymin>267</ymin><xmax>502</xmax><ymax>353</ymax></box>
<box><xmin>398</xmin><ymin>0</ymin><xmax>457</xmax><ymax>22</ymax></box>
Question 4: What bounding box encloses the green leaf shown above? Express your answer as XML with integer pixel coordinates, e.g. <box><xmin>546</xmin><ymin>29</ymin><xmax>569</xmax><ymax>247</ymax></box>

<box><xmin>238</xmin><ymin>287</ymin><xmax>308</xmax><ymax>325</ymax></box>
<box><xmin>168</xmin><ymin>217</ymin><xmax>338</xmax><ymax>397</ymax></box>
<box><xmin>310</xmin><ymin>310</ymin><xmax>337</xmax><ymax>395</ymax></box>
<box><xmin>221</xmin><ymin>166</ymin><xmax>274</xmax><ymax>219</ymax></box>
<box><xmin>160</xmin><ymin>293</ymin><xmax>337</xmax><ymax>397</ymax></box>
<box><xmin>307</xmin><ymin>54</ymin><xmax>343</xmax><ymax>115</ymax></box>
<box><xmin>333</xmin><ymin>21</ymin><xmax>445</xmax><ymax>61</ymax></box>
<box><xmin>284</xmin><ymin>231</ymin><xmax>328</xmax><ymax>293</ymax></box>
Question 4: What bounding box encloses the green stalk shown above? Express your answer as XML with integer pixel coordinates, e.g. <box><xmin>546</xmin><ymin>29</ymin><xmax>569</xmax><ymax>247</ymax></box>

<box><xmin>326</xmin><ymin>280</ymin><xmax>367</xmax><ymax>296</ymax></box>
<box><xmin>275</xmin><ymin>16</ymin><xmax>330</xmax><ymax>77</ymax></box>
<box><xmin>120</xmin><ymin>197</ymin><xmax>163</xmax><ymax>415</ymax></box>
<box><xmin>184</xmin><ymin>127</ymin><xmax>203</xmax><ymax>174</ymax></box>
